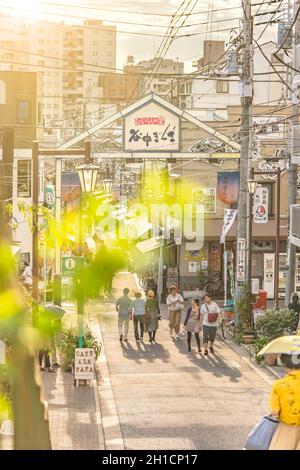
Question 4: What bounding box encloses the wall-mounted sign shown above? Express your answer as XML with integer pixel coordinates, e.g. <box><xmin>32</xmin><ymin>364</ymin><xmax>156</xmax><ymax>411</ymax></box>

<box><xmin>188</xmin><ymin>262</ymin><xmax>200</xmax><ymax>273</ymax></box>
<box><xmin>184</xmin><ymin>249</ymin><xmax>207</xmax><ymax>261</ymax></box>
<box><xmin>253</xmin><ymin>186</ymin><xmax>268</xmax><ymax>224</ymax></box>
<box><xmin>61</xmin><ymin>256</ymin><xmax>84</xmax><ymax>277</ymax></box>
<box><xmin>123</xmin><ymin>101</ymin><xmax>180</xmax><ymax>152</ymax></box>
<box><xmin>193</xmin><ymin>188</ymin><xmax>216</xmax><ymax>213</ymax></box>
<box><xmin>264</xmin><ymin>253</ymin><xmax>275</xmax><ymax>299</ymax></box>
<box><xmin>74</xmin><ymin>348</ymin><xmax>95</xmax><ymax>381</ymax></box>
<box><xmin>253</xmin><ymin>116</ymin><xmax>285</xmax><ymax>140</ymax></box>
<box><xmin>236</xmin><ymin>238</ymin><xmax>246</xmax><ymax>283</ymax></box>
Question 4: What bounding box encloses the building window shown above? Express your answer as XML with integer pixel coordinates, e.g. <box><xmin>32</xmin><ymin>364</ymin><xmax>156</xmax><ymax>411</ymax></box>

<box><xmin>0</xmin><ymin>80</ymin><xmax>6</xmax><ymax>104</ymax></box>
<box><xmin>17</xmin><ymin>100</ymin><xmax>31</xmax><ymax>124</ymax></box>
<box><xmin>17</xmin><ymin>160</ymin><xmax>31</xmax><ymax>197</ymax></box>
<box><xmin>216</xmin><ymin>80</ymin><xmax>229</xmax><ymax>93</ymax></box>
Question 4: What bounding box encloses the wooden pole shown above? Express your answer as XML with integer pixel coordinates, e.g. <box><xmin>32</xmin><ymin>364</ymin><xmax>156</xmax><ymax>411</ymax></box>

<box><xmin>32</xmin><ymin>141</ymin><xmax>39</xmax><ymax>303</ymax></box>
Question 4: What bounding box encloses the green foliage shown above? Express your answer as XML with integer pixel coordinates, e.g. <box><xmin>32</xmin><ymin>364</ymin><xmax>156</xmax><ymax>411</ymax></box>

<box><xmin>235</xmin><ymin>283</ymin><xmax>252</xmax><ymax>333</ymax></box>
<box><xmin>255</xmin><ymin>308</ymin><xmax>298</xmax><ymax>344</ymax></box>
<box><xmin>0</xmin><ymin>365</ymin><xmax>13</xmax><ymax>419</ymax></box>
<box><xmin>58</xmin><ymin>328</ymin><xmax>101</xmax><ymax>371</ymax></box>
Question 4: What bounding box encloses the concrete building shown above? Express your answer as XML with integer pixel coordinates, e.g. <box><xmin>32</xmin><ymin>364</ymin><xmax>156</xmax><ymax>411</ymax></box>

<box><xmin>0</xmin><ymin>14</ymin><xmax>116</xmax><ymax>136</ymax></box>
<box><xmin>124</xmin><ymin>56</ymin><xmax>185</xmax><ymax>104</ymax></box>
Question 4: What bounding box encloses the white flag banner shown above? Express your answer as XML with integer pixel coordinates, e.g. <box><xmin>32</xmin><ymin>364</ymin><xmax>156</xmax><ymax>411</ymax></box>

<box><xmin>220</xmin><ymin>209</ymin><xmax>238</xmax><ymax>244</ymax></box>
<box><xmin>253</xmin><ymin>186</ymin><xmax>268</xmax><ymax>224</ymax></box>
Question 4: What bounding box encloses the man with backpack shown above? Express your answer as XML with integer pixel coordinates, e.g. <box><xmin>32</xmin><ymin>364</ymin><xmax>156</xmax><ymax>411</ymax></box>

<box><xmin>200</xmin><ymin>293</ymin><xmax>220</xmax><ymax>356</ymax></box>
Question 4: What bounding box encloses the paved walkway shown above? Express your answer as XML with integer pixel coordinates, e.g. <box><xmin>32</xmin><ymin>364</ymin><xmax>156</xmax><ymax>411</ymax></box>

<box><xmin>93</xmin><ymin>272</ymin><xmax>275</xmax><ymax>450</ymax></box>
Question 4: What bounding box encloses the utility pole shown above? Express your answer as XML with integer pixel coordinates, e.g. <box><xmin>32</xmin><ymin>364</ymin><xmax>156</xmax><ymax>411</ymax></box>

<box><xmin>235</xmin><ymin>0</ymin><xmax>253</xmax><ymax>317</ymax></box>
<box><xmin>0</xmin><ymin>128</ymin><xmax>14</xmax><ymax>240</ymax></box>
<box><xmin>285</xmin><ymin>0</ymin><xmax>300</xmax><ymax>305</ymax></box>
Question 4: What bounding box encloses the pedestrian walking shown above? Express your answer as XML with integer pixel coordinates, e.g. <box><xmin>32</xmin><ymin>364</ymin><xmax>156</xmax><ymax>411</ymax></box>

<box><xmin>130</xmin><ymin>292</ymin><xmax>145</xmax><ymax>342</ymax></box>
<box><xmin>268</xmin><ymin>353</ymin><xmax>300</xmax><ymax>450</ymax></box>
<box><xmin>166</xmin><ymin>286</ymin><xmax>184</xmax><ymax>340</ymax></box>
<box><xmin>116</xmin><ymin>288</ymin><xmax>132</xmax><ymax>342</ymax></box>
<box><xmin>144</xmin><ymin>290</ymin><xmax>160</xmax><ymax>343</ymax></box>
<box><xmin>200</xmin><ymin>293</ymin><xmax>220</xmax><ymax>356</ymax></box>
<box><xmin>184</xmin><ymin>298</ymin><xmax>202</xmax><ymax>354</ymax></box>
<box><xmin>19</xmin><ymin>261</ymin><xmax>32</xmax><ymax>292</ymax></box>
<box><xmin>288</xmin><ymin>293</ymin><xmax>300</xmax><ymax>332</ymax></box>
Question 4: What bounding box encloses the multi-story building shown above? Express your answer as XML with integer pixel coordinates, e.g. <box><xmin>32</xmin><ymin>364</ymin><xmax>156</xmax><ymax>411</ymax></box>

<box><xmin>0</xmin><ymin>14</ymin><xmax>116</xmax><ymax>136</ymax></box>
<box><xmin>123</xmin><ymin>56</ymin><xmax>185</xmax><ymax>104</ymax></box>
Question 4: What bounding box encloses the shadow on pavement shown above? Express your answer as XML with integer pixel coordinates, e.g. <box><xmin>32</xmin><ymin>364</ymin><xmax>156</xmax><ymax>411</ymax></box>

<box><xmin>120</xmin><ymin>340</ymin><xmax>170</xmax><ymax>364</ymax></box>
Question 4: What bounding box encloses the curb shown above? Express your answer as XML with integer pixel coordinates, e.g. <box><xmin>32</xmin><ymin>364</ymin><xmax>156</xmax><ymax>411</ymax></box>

<box><xmin>88</xmin><ymin>309</ymin><xmax>125</xmax><ymax>451</ymax></box>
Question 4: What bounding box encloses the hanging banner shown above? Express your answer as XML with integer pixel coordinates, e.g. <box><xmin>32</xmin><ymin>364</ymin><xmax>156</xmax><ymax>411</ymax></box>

<box><xmin>217</xmin><ymin>172</ymin><xmax>240</xmax><ymax>204</ymax></box>
<box><xmin>236</xmin><ymin>238</ymin><xmax>246</xmax><ymax>283</ymax></box>
<box><xmin>253</xmin><ymin>186</ymin><xmax>268</xmax><ymax>224</ymax></box>
<box><xmin>45</xmin><ymin>183</ymin><xmax>55</xmax><ymax>216</ymax></box>
<box><xmin>220</xmin><ymin>209</ymin><xmax>238</xmax><ymax>244</ymax></box>
<box><xmin>264</xmin><ymin>253</ymin><xmax>275</xmax><ymax>299</ymax></box>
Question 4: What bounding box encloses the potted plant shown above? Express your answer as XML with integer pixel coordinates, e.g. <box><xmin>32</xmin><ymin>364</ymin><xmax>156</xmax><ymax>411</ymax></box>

<box><xmin>58</xmin><ymin>327</ymin><xmax>101</xmax><ymax>372</ymax></box>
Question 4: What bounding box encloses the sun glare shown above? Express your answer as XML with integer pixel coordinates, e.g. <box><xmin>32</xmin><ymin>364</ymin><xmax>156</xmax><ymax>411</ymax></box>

<box><xmin>1</xmin><ymin>0</ymin><xmax>46</xmax><ymax>20</ymax></box>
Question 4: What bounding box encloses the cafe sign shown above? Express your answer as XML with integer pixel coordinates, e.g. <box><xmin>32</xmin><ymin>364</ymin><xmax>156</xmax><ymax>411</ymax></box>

<box><xmin>123</xmin><ymin>101</ymin><xmax>180</xmax><ymax>152</ymax></box>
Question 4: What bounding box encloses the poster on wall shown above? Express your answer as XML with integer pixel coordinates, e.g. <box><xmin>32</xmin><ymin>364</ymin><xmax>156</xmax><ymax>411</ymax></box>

<box><xmin>123</xmin><ymin>101</ymin><xmax>180</xmax><ymax>152</ymax></box>
<box><xmin>188</xmin><ymin>262</ymin><xmax>200</xmax><ymax>273</ymax></box>
<box><xmin>264</xmin><ymin>253</ymin><xmax>275</xmax><ymax>299</ymax></box>
<box><xmin>193</xmin><ymin>188</ymin><xmax>216</xmax><ymax>213</ymax></box>
<box><xmin>217</xmin><ymin>172</ymin><xmax>239</xmax><ymax>205</ymax></box>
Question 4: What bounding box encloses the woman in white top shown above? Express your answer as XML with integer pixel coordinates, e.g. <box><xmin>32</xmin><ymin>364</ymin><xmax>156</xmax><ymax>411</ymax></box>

<box><xmin>200</xmin><ymin>293</ymin><xmax>220</xmax><ymax>356</ymax></box>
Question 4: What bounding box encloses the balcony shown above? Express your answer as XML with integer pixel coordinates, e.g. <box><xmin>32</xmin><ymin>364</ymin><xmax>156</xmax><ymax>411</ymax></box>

<box><xmin>290</xmin><ymin>205</ymin><xmax>300</xmax><ymax>247</ymax></box>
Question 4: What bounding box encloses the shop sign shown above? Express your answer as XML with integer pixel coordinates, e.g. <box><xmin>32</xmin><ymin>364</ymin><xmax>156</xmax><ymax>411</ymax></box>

<box><xmin>264</xmin><ymin>253</ymin><xmax>275</xmax><ymax>299</ymax></box>
<box><xmin>45</xmin><ymin>184</ymin><xmax>55</xmax><ymax>215</ymax></box>
<box><xmin>74</xmin><ymin>348</ymin><xmax>95</xmax><ymax>380</ymax></box>
<box><xmin>253</xmin><ymin>187</ymin><xmax>268</xmax><ymax>224</ymax></box>
<box><xmin>236</xmin><ymin>238</ymin><xmax>246</xmax><ymax>283</ymax></box>
<box><xmin>124</xmin><ymin>101</ymin><xmax>180</xmax><ymax>152</ymax></box>
<box><xmin>184</xmin><ymin>249</ymin><xmax>206</xmax><ymax>261</ymax></box>
<box><xmin>188</xmin><ymin>262</ymin><xmax>200</xmax><ymax>273</ymax></box>
<box><xmin>61</xmin><ymin>256</ymin><xmax>84</xmax><ymax>277</ymax></box>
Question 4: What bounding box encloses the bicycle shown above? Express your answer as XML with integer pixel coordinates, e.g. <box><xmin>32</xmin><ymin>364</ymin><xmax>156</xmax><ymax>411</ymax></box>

<box><xmin>203</xmin><ymin>272</ymin><xmax>224</xmax><ymax>298</ymax></box>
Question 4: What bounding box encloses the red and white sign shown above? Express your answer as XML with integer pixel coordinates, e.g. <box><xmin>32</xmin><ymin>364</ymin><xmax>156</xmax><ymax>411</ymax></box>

<box><xmin>253</xmin><ymin>186</ymin><xmax>268</xmax><ymax>224</ymax></box>
<box><xmin>124</xmin><ymin>101</ymin><xmax>180</xmax><ymax>152</ymax></box>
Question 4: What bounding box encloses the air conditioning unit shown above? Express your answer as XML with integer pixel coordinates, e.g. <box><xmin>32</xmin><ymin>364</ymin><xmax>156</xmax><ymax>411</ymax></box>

<box><xmin>253</xmin><ymin>241</ymin><xmax>273</xmax><ymax>251</ymax></box>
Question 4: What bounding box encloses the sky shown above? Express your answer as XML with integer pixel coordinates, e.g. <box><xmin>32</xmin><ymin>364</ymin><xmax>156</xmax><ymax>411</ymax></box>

<box><xmin>0</xmin><ymin>1</ymin><xmax>279</xmax><ymax>71</ymax></box>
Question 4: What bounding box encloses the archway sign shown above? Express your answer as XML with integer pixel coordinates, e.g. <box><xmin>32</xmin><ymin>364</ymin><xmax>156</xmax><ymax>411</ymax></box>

<box><xmin>57</xmin><ymin>93</ymin><xmax>240</xmax><ymax>160</ymax></box>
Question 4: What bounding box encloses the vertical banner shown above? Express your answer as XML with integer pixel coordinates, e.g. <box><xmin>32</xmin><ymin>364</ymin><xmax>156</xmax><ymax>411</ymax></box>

<box><xmin>253</xmin><ymin>186</ymin><xmax>268</xmax><ymax>224</ymax></box>
<box><xmin>264</xmin><ymin>253</ymin><xmax>275</xmax><ymax>299</ymax></box>
<box><xmin>217</xmin><ymin>172</ymin><xmax>240</xmax><ymax>204</ymax></box>
<box><xmin>236</xmin><ymin>238</ymin><xmax>246</xmax><ymax>283</ymax></box>
<box><xmin>220</xmin><ymin>209</ymin><xmax>237</xmax><ymax>244</ymax></box>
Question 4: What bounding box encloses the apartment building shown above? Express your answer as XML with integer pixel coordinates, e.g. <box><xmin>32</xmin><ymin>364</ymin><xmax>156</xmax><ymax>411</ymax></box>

<box><xmin>0</xmin><ymin>14</ymin><xmax>116</xmax><ymax>136</ymax></box>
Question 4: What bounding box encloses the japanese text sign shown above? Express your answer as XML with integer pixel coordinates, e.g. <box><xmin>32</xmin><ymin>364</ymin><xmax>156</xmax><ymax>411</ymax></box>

<box><xmin>236</xmin><ymin>238</ymin><xmax>246</xmax><ymax>283</ymax></box>
<box><xmin>253</xmin><ymin>186</ymin><xmax>268</xmax><ymax>224</ymax></box>
<box><xmin>124</xmin><ymin>102</ymin><xmax>180</xmax><ymax>152</ymax></box>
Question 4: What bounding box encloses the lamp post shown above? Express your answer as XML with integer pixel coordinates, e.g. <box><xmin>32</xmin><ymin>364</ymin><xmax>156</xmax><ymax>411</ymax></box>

<box><xmin>102</xmin><ymin>179</ymin><xmax>114</xmax><ymax>195</ymax></box>
<box><xmin>76</xmin><ymin>162</ymin><xmax>99</xmax><ymax>347</ymax></box>
<box><xmin>247</xmin><ymin>173</ymin><xmax>257</xmax><ymax>327</ymax></box>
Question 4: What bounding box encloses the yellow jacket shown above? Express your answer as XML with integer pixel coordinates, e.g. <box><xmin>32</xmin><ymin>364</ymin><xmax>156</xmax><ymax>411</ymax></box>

<box><xmin>269</xmin><ymin>370</ymin><xmax>300</xmax><ymax>426</ymax></box>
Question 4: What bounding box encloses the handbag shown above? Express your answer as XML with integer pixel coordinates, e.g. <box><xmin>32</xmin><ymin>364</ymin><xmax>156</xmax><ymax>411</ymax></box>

<box><xmin>244</xmin><ymin>415</ymin><xmax>279</xmax><ymax>450</ymax></box>
<box><xmin>205</xmin><ymin>304</ymin><xmax>219</xmax><ymax>323</ymax></box>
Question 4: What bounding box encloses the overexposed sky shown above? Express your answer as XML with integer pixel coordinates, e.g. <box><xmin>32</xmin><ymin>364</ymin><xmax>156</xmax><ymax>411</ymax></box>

<box><xmin>0</xmin><ymin>1</ymin><xmax>279</xmax><ymax>70</ymax></box>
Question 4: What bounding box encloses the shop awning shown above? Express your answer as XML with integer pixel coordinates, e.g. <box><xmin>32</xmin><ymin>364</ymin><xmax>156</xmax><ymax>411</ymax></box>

<box><xmin>136</xmin><ymin>237</ymin><xmax>163</xmax><ymax>253</ymax></box>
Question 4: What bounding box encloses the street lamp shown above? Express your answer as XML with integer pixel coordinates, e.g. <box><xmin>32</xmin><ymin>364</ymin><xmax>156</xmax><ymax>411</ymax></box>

<box><xmin>77</xmin><ymin>163</ymin><xmax>99</xmax><ymax>193</ymax></box>
<box><xmin>76</xmin><ymin>163</ymin><xmax>99</xmax><ymax>348</ymax></box>
<box><xmin>102</xmin><ymin>179</ymin><xmax>114</xmax><ymax>194</ymax></box>
<box><xmin>247</xmin><ymin>179</ymin><xmax>257</xmax><ymax>195</ymax></box>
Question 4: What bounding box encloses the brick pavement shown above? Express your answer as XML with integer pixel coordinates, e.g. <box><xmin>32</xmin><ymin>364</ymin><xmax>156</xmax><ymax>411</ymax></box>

<box><xmin>42</xmin><ymin>368</ymin><xmax>104</xmax><ymax>450</ymax></box>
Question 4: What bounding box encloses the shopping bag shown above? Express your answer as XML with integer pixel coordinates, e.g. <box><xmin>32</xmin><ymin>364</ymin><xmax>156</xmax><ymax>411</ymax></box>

<box><xmin>244</xmin><ymin>416</ymin><xmax>279</xmax><ymax>450</ymax></box>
